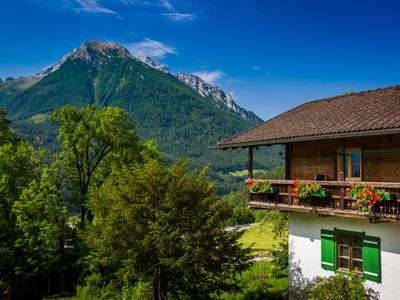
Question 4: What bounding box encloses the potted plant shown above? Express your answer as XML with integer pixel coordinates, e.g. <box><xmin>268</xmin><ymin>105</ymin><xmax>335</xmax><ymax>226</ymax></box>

<box><xmin>345</xmin><ymin>183</ymin><xmax>387</xmax><ymax>212</ymax></box>
<box><xmin>245</xmin><ymin>178</ymin><xmax>278</xmax><ymax>194</ymax></box>
<box><xmin>291</xmin><ymin>179</ymin><xmax>324</xmax><ymax>200</ymax></box>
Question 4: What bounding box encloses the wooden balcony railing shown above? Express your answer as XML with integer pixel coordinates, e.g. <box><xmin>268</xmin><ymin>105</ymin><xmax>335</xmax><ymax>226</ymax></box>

<box><xmin>249</xmin><ymin>180</ymin><xmax>400</xmax><ymax>222</ymax></box>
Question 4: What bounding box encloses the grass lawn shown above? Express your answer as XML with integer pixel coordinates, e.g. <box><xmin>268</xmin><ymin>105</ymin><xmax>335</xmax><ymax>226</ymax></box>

<box><xmin>239</xmin><ymin>222</ymin><xmax>285</xmax><ymax>255</ymax></box>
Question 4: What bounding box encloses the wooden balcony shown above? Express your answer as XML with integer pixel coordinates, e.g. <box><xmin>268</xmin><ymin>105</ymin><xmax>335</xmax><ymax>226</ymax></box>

<box><xmin>249</xmin><ymin>180</ymin><xmax>400</xmax><ymax>222</ymax></box>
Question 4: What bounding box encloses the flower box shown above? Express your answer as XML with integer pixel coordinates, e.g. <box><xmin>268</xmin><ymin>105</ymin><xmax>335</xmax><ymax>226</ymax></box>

<box><xmin>313</xmin><ymin>190</ymin><xmax>331</xmax><ymax>197</ymax></box>
<box><xmin>266</xmin><ymin>187</ymin><xmax>279</xmax><ymax>194</ymax></box>
<box><xmin>250</xmin><ymin>187</ymin><xmax>279</xmax><ymax>194</ymax></box>
<box><xmin>383</xmin><ymin>193</ymin><xmax>395</xmax><ymax>201</ymax></box>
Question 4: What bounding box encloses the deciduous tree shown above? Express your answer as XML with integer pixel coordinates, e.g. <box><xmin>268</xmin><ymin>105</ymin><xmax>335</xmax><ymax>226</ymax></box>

<box><xmin>50</xmin><ymin>105</ymin><xmax>141</xmax><ymax>223</ymax></box>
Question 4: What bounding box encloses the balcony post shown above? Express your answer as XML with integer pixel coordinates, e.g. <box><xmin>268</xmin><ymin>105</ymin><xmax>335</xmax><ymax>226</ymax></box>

<box><xmin>248</xmin><ymin>146</ymin><xmax>254</xmax><ymax>179</ymax></box>
<box><xmin>339</xmin><ymin>139</ymin><xmax>346</xmax><ymax>210</ymax></box>
<box><xmin>285</xmin><ymin>144</ymin><xmax>291</xmax><ymax>180</ymax></box>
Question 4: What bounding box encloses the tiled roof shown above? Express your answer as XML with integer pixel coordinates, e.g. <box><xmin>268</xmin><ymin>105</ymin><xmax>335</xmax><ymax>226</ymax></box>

<box><xmin>218</xmin><ymin>85</ymin><xmax>400</xmax><ymax>148</ymax></box>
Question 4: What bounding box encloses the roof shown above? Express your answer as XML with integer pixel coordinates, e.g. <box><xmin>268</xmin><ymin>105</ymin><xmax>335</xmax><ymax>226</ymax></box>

<box><xmin>218</xmin><ymin>85</ymin><xmax>400</xmax><ymax>148</ymax></box>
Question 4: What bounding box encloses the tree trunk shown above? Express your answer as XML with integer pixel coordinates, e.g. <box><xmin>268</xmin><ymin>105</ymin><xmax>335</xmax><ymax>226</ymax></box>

<box><xmin>153</xmin><ymin>267</ymin><xmax>167</xmax><ymax>300</ymax></box>
<box><xmin>47</xmin><ymin>262</ymin><xmax>52</xmax><ymax>295</ymax></box>
<box><xmin>153</xmin><ymin>268</ymin><xmax>159</xmax><ymax>300</ymax></box>
<box><xmin>80</xmin><ymin>205</ymin><xmax>86</xmax><ymax>224</ymax></box>
<box><xmin>59</xmin><ymin>228</ymin><xmax>66</xmax><ymax>293</ymax></box>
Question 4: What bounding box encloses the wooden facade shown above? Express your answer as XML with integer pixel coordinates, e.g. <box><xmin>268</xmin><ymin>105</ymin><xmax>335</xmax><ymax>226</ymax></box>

<box><xmin>288</xmin><ymin>134</ymin><xmax>400</xmax><ymax>182</ymax></box>
<box><xmin>248</xmin><ymin>134</ymin><xmax>400</xmax><ymax>222</ymax></box>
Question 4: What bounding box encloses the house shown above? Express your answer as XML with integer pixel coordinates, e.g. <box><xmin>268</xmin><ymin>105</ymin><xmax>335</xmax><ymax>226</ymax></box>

<box><xmin>218</xmin><ymin>85</ymin><xmax>400</xmax><ymax>299</ymax></box>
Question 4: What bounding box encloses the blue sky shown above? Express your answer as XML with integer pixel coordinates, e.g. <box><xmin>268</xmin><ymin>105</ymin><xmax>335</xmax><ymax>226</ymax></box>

<box><xmin>1</xmin><ymin>0</ymin><xmax>400</xmax><ymax>120</ymax></box>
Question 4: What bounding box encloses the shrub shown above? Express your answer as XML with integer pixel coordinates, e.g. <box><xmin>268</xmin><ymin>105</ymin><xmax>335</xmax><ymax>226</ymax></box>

<box><xmin>305</xmin><ymin>273</ymin><xmax>379</xmax><ymax>300</ymax></box>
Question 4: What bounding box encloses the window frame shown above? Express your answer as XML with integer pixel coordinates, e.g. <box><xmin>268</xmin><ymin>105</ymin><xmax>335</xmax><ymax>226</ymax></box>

<box><xmin>336</xmin><ymin>230</ymin><xmax>364</xmax><ymax>275</ymax></box>
<box><xmin>336</xmin><ymin>148</ymin><xmax>362</xmax><ymax>181</ymax></box>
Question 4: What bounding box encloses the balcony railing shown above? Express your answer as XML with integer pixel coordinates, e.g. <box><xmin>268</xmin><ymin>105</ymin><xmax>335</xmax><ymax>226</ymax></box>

<box><xmin>249</xmin><ymin>180</ymin><xmax>400</xmax><ymax>222</ymax></box>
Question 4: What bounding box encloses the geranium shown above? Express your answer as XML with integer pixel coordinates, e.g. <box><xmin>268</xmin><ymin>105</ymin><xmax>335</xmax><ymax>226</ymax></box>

<box><xmin>345</xmin><ymin>183</ymin><xmax>386</xmax><ymax>212</ymax></box>
<box><xmin>245</xmin><ymin>178</ymin><xmax>271</xmax><ymax>193</ymax></box>
<box><xmin>292</xmin><ymin>179</ymin><xmax>322</xmax><ymax>200</ymax></box>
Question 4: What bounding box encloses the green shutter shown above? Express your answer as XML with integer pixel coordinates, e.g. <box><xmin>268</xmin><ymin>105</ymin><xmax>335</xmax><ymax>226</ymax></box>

<box><xmin>321</xmin><ymin>229</ymin><xmax>336</xmax><ymax>271</ymax></box>
<box><xmin>362</xmin><ymin>235</ymin><xmax>381</xmax><ymax>282</ymax></box>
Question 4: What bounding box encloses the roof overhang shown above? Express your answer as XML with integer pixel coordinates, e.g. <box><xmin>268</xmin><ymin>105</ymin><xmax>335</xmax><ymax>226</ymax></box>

<box><xmin>217</xmin><ymin>127</ymin><xmax>400</xmax><ymax>149</ymax></box>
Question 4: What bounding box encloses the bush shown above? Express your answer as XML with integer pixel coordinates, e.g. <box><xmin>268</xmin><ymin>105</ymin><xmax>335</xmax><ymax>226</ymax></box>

<box><xmin>305</xmin><ymin>274</ymin><xmax>379</xmax><ymax>300</ymax></box>
<box><xmin>269</xmin><ymin>241</ymin><xmax>289</xmax><ymax>277</ymax></box>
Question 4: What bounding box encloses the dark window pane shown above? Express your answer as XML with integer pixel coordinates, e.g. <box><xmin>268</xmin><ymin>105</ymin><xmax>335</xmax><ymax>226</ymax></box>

<box><xmin>353</xmin><ymin>247</ymin><xmax>362</xmax><ymax>259</ymax></box>
<box><xmin>352</xmin><ymin>152</ymin><xmax>361</xmax><ymax>165</ymax></box>
<box><xmin>339</xmin><ymin>258</ymin><xmax>349</xmax><ymax>270</ymax></box>
<box><xmin>352</xmin><ymin>260</ymin><xmax>363</xmax><ymax>273</ymax></box>
<box><xmin>353</xmin><ymin>236</ymin><xmax>362</xmax><ymax>247</ymax></box>
<box><xmin>352</xmin><ymin>165</ymin><xmax>360</xmax><ymax>177</ymax></box>
<box><xmin>345</xmin><ymin>155</ymin><xmax>349</xmax><ymax>177</ymax></box>
<box><xmin>341</xmin><ymin>234</ymin><xmax>350</xmax><ymax>245</ymax></box>
<box><xmin>339</xmin><ymin>245</ymin><xmax>349</xmax><ymax>257</ymax></box>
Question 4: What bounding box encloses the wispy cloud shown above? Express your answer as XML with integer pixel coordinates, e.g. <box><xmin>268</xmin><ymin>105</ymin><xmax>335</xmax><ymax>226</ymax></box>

<box><xmin>224</xmin><ymin>78</ymin><xmax>246</xmax><ymax>84</ymax></box>
<box><xmin>160</xmin><ymin>0</ymin><xmax>174</xmax><ymax>10</ymax></box>
<box><xmin>126</xmin><ymin>39</ymin><xmax>177</xmax><ymax>59</ymax></box>
<box><xmin>193</xmin><ymin>70</ymin><xmax>224</xmax><ymax>85</ymax></box>
<box><xmin>74</xmin><ymin>0</ymin><xmax>116</xmax><ymax>14</ymax></box>
<box><xmin>163</xmin><ymin>12</ymin><xmax>196</xmax><ymax>22</ymax></box>
<box><xmin>34</xmin><ymin>0</ymin><xmax>197</xmax><ymax>21</ymax></box>
<box><xmin>251</xmin><ymin>65</ymin><xmax>261</xmax><ymax>71</ymax></box>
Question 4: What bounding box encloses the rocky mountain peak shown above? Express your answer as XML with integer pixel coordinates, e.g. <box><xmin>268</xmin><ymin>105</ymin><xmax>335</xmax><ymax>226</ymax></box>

<box><xmin>175</xmin><ymin>72</ymin><xmax>262</xmax><ymax>124</ymax></box>
<box><xmin>137</xmin><ymin>55</ymin><xmax>170</xmax><ymax>74</ymax></box>
<box><xmin>33</xmin><ymin>40</ymin><xmax>133</xmax><ymax>80</ymax></box>
<box><xmin>75</xmin><ymin>40</ymin><xmax>132</xmax><ymax>59</ymax></box>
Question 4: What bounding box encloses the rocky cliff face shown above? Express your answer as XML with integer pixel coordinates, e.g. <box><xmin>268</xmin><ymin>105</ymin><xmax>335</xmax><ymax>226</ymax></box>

<box><xmin>175</xmin><ymin>72</ymin><xmax>262</xmax><ymax>123</ymax></box>
<box><xmin>137</xmin><ymin>55</ymin><xmax>170</xmax><ymax>74</ymax></box>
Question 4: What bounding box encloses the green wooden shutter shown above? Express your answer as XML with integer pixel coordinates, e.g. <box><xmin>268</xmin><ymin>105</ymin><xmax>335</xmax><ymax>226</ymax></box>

<box><xmin>321</xmin><ymin>229</ymin><xmax>336</xmax><ymax>271</ymax></box>
<box><xmin>362</xmin><ymin>235</ymin><xmax>381</xmax><ymax>282</ymax></box>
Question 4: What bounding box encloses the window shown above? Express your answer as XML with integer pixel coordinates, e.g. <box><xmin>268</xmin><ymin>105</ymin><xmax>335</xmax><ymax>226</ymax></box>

<box><xmin>321</xmin><ymin>229</ymin><xmax>381</xmax><ymax>282</ymax></box>
<box><xmin>337</xmin><ymin>148</ymin><xmax>362</xmax><ymax>180</ymax></box>
<box><xmin>337</xmin><ymin>231</ymin><xmax>363</xmax><ymax>274</ymax></box>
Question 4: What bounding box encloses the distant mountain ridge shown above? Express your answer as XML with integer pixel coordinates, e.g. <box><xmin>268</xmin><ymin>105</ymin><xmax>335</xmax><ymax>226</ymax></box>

<box><xmin>0</xmin><ymin>40</ymin><xmax>281</xmax><ymax>174</ymax></box>
<box><xmin>137</xmin><ymin>56</ymin><xmax>262</xmax><ymax>123</ymax></box>
<box><xmin>175</xmin><ymin>72</ymin><xmax>262</xmax><ymax>123</ymax></box>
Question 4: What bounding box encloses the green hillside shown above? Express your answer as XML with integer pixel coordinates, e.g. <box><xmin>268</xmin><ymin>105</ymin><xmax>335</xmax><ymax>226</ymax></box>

<box><xmin>2</xmin><ymin>41</ymin><xmax>283</xmax><ymax>177</ymax></box>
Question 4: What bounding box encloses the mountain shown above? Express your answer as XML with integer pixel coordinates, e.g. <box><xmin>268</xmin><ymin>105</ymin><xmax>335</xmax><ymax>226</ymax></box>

<box><xmin>0</xmin><ymin>41</ymin><xmax>281</xmax><ymax>179</ymax></box>
<box><xmin>175</xmin><ymin>73</ymin><xmax>262</xmax><ymax>124</ymax></box>
<box><xmin>138</xmin><ymin>55</ymin><xmax>170</xmax><ymax>74</ymax></box>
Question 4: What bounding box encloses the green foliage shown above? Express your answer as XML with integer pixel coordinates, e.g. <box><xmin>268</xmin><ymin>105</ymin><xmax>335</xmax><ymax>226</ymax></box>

<box><xmin>218</xmin><ymin>261</ymin><xmax>288</xmax><ymax>300</ymax></box>
<box><xmin>305</xmin><ymin>274</ymin><xmax>378</xmax><ymax>300</ymax></box>
<box><xmin>269</xmin><ymin>242</ymin><xmax>289</xmax><ymax>277</ymax></box>
<box><xmin>344</xmin><ymin>88</ymin><xmax>356</xmax><ymax>95</ymax></box>
<box><xmin>84</xmin><ymin>159</ymin><xmax>252</xmax><ymax>299</ymax></box>
<box><xmin>224</xmin><ymin>191</ymin><xmax>255</xmax><ymax>225</ymax></box>
<box><xmin>245</xmin><ymin>178</ymin><xmax>272</xmax><ymax>193</ymax></box>
<box><xmin>345</xmin><ymin>183</ymin><xmax>386</xmax><ymax>212</ymax></box>
<box><xmin>262</xmin><ymin>210</ymin><xmax>289</xmax><ymax>239</ymax></box>
<box><xmin>0</xmin><ymin>141</ymin><xmax>37</xmax><ymax>293</ymax></box>
<box><xmin>13</xmin><ymin>163</ymin><xmax>69</xmax><ymax>282</ymax></box>
<box><xmin>292</xmin><ymin>179</ymin><xmax>322</xmax><ymax>200</ymax></box>
<box><xmin>50</xmin><ymin>104</ymin><xmax>141</xmax><ymax>223</ymax></box>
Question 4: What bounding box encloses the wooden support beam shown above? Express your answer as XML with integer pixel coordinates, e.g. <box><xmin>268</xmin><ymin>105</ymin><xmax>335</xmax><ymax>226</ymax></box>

<box><xmin>248</xmin><ymin>146</ymin><xmax>254</xmax><ymax>179</ymax></box>
<box><xmin>339</xmin><ymin>139</ymin><xmax>346</xmax><ymax>181</ymax></box>
<box><xmin>285</xmin><ymin>144</ymin><xmax>291</xmax><ymax>180</ymax></box>
<box><xmin>338</xmin><ymin>139</ymin><xmax>346</xmax><ymax>210</ymax></box>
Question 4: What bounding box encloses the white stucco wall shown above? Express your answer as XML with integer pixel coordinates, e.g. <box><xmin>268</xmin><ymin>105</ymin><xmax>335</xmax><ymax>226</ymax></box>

<box><xmin>289</xmin><ymin>212</ymin><xmax>400</xmax><ymax>300</ymax></box>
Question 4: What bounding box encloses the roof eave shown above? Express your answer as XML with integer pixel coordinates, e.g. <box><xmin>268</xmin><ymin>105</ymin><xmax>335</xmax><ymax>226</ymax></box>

<box><xmin>217</xmin><ymin>128</ymin><xmax>400</xmax><ymax>149</ymax></box>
